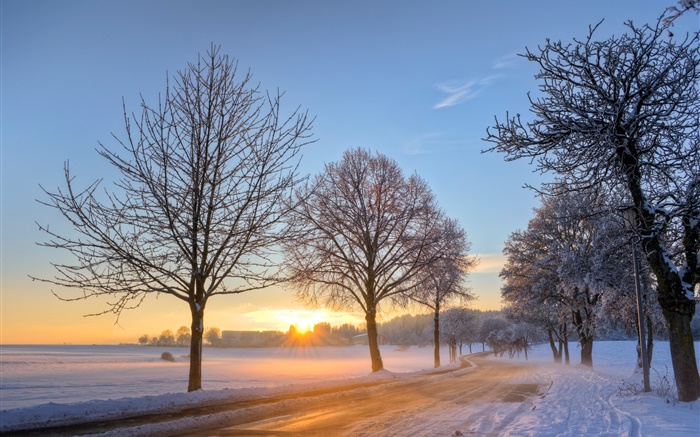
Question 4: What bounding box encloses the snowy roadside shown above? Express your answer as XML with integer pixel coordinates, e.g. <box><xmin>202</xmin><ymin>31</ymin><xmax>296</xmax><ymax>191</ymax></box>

<box><xmin>498</xmin><ymin>362</ymin><xmax>698</xmax><ymax>437</ymax></box>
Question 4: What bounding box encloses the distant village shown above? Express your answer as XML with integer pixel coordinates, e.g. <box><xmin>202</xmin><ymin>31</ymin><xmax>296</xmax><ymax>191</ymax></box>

<box><xmin>138</xmin><ymin>321</ymin><xmax>382</xmax><ymax>348</ymax></box>
<box><xmin>137</xmin><ymin>309</ymin><xmax>512</xmax><ymax>351</ymax></box>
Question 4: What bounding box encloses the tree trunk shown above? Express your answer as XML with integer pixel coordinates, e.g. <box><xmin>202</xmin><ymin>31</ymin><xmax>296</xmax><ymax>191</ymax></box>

<box><xmin>365</xmin><ymin>309</ymin><xmax>384</xmax><ymax>372</ymax></box>
<box><xmin>188</xmin><ymin>305</ymin><xmax>204</xmax><ymax>392</ymax></box>
<box><xmin>580</xmin><ymin>336</ymin><xmax>593</xmax><ymax>367</ymax></box>
<box><xmin>646</xmin><ymin>315</ymin><xmax>653</xmax><ymax>367</ymax></box>
<box><xmin>433</xmin><ymin>310</ymin><xmax>440</xmax><ymax>368</ymax></box>
<box><xmin>523</xmin><ymin>340</ymin><xmax>529</xmax><ymax>361</ymax></box>
<box><xmin>572</xmin><ymin>310</ymin><xmax>593</xmax><ymax>367</ymax></box>
<box><xmin>548</xmin><ymin>330</ymin><xmax>561</xmax><ymax>363</ymax></box>
<box><xmin>663</xmin><ymin>308</ymin><xmax>700</xmax><ymax>402</ymax></box>
<box><xmin>625</xmin><ymin>163</ymin><xmax>700</xmax><ymax>401</ymax></box>
<box><xmin>563</xmin><ymin>326</ymin><xmax>570</xmax><ymax>365</ymax></box>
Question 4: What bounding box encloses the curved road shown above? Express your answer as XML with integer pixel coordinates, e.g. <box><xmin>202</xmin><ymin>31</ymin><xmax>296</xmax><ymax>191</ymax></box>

<box><xmin>180</xmin><ymin>354</ymin><xmax>543</xmax><ymax>436</ymax></box>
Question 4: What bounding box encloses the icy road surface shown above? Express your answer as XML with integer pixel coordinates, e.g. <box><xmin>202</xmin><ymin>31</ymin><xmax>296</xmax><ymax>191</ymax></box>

<box><xmin>181</xmin><ymin>354</ymin><xmax>541</xmax><ymax>436</ymax></box>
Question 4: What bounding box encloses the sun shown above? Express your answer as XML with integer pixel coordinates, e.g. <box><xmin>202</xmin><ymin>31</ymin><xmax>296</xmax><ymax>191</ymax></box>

<box><xmin>278</xmin><ymin>310</ymin><xmax>327</xmax><ymax>333</ymax></box>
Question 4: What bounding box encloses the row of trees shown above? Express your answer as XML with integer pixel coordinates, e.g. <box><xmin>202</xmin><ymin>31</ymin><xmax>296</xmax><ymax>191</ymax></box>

<box><xmin>138</xmin><ymin>326</ymin><xmax>192</xmax><ymax>347</ymax></box>
<box><xmin>136</xmin><ymin>310</ymin><xmax>523</xmax><ymax>357</ymax></box>
<box><xmin>499</xmin><ymin>189</ymin><xmax>668</xmax><ymax>368</ymax></box>
<box><xmin>283</xmin><ymin>148</ymin><xmax>477</xmax><ymax>370</ymax></box>
<box><xmin>35</xmin><ymin>47</ymin><xmax>476</xmax><ymax>391</ymax></box>
<box><xmin>484</xmin><ymin>13</ymin><xmax>700</xmax><ymax>400</ymax></box>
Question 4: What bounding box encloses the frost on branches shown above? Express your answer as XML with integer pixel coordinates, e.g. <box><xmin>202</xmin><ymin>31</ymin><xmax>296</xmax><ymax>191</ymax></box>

<box><xmin>485</xmin><ymin>19</ymin><xmax>700</xmax><ymax>400</ymax></box>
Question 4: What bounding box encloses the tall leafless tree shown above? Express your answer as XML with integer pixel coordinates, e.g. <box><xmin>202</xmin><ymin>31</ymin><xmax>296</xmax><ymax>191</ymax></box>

<box><xmin>283</xmin><ymin>148</ymin><xmax>443</xmax><ymax>372</ymax></box>
<box><xmin>34</xmin><ymin>46</ymin><xmax>314</xmax><ymax>391</ymax></box>
<box><xmin>484</xmin><ymin>20</ymin><xmax>700</xmax><ymax>400</ymax></box>
<box><xmin>409</xmin><ymin>217</ymin><xmax>476</xmax><ymax>368</ymax></box>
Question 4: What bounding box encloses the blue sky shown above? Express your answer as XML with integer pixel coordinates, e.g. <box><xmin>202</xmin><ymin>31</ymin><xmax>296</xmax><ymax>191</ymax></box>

<box><xmin>2</xmin><ymin>0</ymin><xmax>697</xmax><ymax>343</ymax></box>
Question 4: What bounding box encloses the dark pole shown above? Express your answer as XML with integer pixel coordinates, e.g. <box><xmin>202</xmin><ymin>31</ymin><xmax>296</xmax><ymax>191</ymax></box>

<box><xmin>631</xmin><ymin>238</ymin><xmax>651</xmax><ymax>392</ymax></box>
<box><xmin>625</xmin><ymin>208</ymin><xmax>650</xmax><ymax>392</ymax></box>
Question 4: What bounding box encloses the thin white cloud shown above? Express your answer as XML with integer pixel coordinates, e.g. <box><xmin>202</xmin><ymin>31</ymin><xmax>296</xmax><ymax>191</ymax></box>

<box><xmin>492</xmin><ymin>53</ymin><xmax>519</xmax><ymax>70</ymax></box>
<box><xmin>471</xmin><ymin>253</ymin><xmax>506</xmax><ymax>274</ymax></box>
<box><xmin>433</xmin><ymin>74</ymin><xmax>502</xmax><ymax>109</ymax></box>
<box><xmin>433</xmin><ymin>50</ymin><xmax>518</xmax><ymax>109</ymax></box>
<box><xmin>401</xmin><ymin>132</ymin><xmax>472</xmax><ymax>155</ymax></box>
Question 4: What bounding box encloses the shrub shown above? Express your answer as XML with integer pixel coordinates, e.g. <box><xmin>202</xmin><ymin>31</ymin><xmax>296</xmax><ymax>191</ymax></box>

<box><xmin>161</xmin><ymin>351</ymin><xmax>175</xmax><ymax>362</ymax></box>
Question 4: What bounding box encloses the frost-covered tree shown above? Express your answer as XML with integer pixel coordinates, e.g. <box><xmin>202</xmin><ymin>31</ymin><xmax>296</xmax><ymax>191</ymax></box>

<box><xmin>664</xmin><ymin>1</ymin><xmax>700</xmax><ymax>28</ymax></box>
<box><xmin>34</xmin><ymin>46</ymin><xmax>314</xmax><ymax>392</ymax></box>
<box><xmin>284</xmin><ymin>148</ymin><xmax>445</xmax><ymax>372</ymax></box>
<box><xmin>501</xmin><ymin>189</ymin><xmax>627</xmax><ymax>367</ymax></box>
<box><xmin>440</xmin><ymin>308</ymin><xmax>478</xmax><ymax>362</ymax></box>
<box><xmin>453</xmin><ymin>308</ymin><xmax>483</xmax><ymax>355</ymax></box>
<box><xmin>379</xmin><ymin>313</ymin><xmax>432</xmax><ymax>347</ymax></box>
<box><xmin>478</xmin><ymin>317</ymin><xmax>509</xmax><ymax>352</ymax></box>
<box><xmin>484</xmin><ymin>19</ymin><xmax>700</xmax><ymax>401</ymax></box>
<box><xmin>503</xmin><ymin>298</ymin><xmax>570</xmax><ymax>364</ymax></box>
<box><xmin>409</xmin><ymin>216</ymin><xmax>477</xmax><ymax>367</ymax></box>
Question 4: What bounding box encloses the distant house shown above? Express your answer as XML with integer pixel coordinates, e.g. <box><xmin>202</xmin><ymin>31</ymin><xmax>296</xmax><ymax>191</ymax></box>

<box><xmin>221</xmin><ymin>330</ymin><xmax>284</xmax><ymax>347</ymax></box>
<box><xmin>350</xmin><ymin>333</ymin><xmax>385</xmax><ymax>346</ymax></box>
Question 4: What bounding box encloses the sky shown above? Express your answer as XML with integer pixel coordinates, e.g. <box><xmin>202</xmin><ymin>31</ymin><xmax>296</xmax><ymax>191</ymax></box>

<box><xmin>1</xmin><ymin>0</ymin><xmax>697</xmax><ymax>344</ymax></box>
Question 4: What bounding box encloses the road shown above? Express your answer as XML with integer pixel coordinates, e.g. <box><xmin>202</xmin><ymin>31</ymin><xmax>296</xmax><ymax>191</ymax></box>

<box><xmin>178</xmin><ymin>354</ymin><xmax>543</xmax><ymax>436</ymax></box>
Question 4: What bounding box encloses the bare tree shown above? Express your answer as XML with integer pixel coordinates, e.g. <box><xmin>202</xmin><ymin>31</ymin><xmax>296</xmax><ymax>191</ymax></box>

<box><xmin>284</xmin><ymin>148</ymin><xmax>443</xmax><ymax>372</ymax></box>
<box><xmin>484</xmin><ymin>19</ymin><xmax>700</xmax><ymax>401</ymax></box>
<box><xmin>176</xmin><ymin>326</ymin><xmax>191</xmax><ymax>347</ymax></box>
<box><xmin>34</xmin><ymin>46</ymin><xmax>314</xmax><ymax>391</ymax></box>
<box><xmin>409</xmin><ymin>216</ymin><xmax>477</xmax><ymax>368</ymax></box>
<box><xmin>204</xmin><ymin>327</ymin><xmax>222</xmax><ymax>347</ymax></box>
<box><xmin>158</xmin><ymin>329</ymin><xmax>176</xmax><ymax>347</ymax></box>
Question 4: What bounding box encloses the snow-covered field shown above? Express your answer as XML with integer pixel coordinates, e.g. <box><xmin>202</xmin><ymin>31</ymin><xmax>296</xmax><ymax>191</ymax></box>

<box><xmin>0</xmin><ymin>344</ymin><xmax>444</xmax><ymax>409</ymax></box>
<box><xmin>1</xmin><ymin>341</ymin><xmax>699</xmax><ymax>435</ymax></box>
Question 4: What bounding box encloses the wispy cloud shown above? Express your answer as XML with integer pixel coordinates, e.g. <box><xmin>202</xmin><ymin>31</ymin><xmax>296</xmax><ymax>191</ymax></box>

<box><xmin>471</xmin><ymin>253</ymin><xmax>506</xmax><ymax>274</ymax></box>
<box><xmin>402</xmin><ymin>132</ymin><xmax>470</xmax><ymax>155</ymax></box>
<box><xmin>492</xmin><ymin>53</ymin><xmax>519</xmax><ymax>70</ymax></box>
<box><xmin>433</xmin><ymin>51</ymin><xmax>520</xmax><ymax>109</ymax></box>
<box><xmin>433</xmin><ymin>76</ymin><xmax>499</xmax><ymax>109</ymax></box>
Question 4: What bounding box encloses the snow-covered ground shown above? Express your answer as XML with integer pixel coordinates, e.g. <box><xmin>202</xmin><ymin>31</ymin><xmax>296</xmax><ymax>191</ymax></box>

<box><xmin>0</xmin><ymin>343</ymin><xmax>446</xmax><ymax>409</ymax></box>
<box><xmin>478</xmin><ymin>342</ymin><xmax>700</xmax><ymax>437</ymax></box>
<box><xmin>1</xmin><ymin>341</ymin><xmax>699</xmax><ymax>435</ymax></box>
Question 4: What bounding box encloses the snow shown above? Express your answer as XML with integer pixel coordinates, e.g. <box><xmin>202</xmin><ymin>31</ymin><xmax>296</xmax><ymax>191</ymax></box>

<box><xmin>1</xmin><ymin>342</ymin><xmax>699</xmax><ymax>435</ymax></box>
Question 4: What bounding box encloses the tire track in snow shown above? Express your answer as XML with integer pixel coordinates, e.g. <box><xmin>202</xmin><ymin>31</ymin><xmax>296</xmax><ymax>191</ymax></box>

<box><xmin>607</xmin><ymin>391</ymin><xmax>642</xmax><ymax>437</ymax></box>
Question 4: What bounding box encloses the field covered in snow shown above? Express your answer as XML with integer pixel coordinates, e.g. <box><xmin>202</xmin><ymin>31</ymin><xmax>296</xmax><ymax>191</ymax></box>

<box><xmin>1</xmin><ymin>341</ymin><xmax>699</xmax><ymax>435</ymax></box>
<box><xmin>1</xmin><ymin>343</ymin><xmax>446</xmax><ymax>409</ymax></box>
